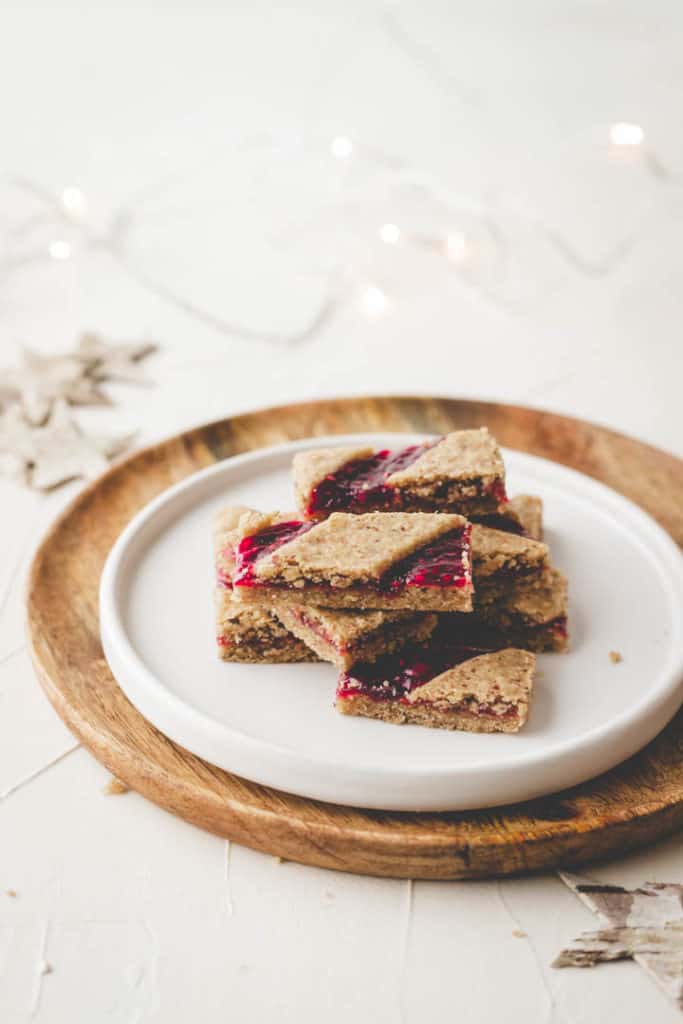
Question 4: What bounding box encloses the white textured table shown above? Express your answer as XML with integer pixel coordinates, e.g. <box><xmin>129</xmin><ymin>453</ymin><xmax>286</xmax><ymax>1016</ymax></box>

<box><xmin>1</xmin><ymin>2</ymin><xmax>682</xmax><ymax>1021</ymax></box>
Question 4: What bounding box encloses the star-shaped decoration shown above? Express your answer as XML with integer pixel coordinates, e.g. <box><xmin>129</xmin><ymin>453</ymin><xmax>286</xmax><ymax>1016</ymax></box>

<box><xmin>77</xmin><ymin>332</ymin><xmax>157</xmax><ymax>385</ymax></box>
<box><xmin>0</xmin><ymin>333</ymin><xmax>157</xmax><ymax>490</ymax></box>
<box><xmin>0</xmin><ymin>404</ymin><xmax>38</xmax><ymax>480</ymax></box>
<box><xmin>0</xmin><ymin>400</ymin><xmax>131</xmax><ymax>490</ymax></box>
<box><xmin>0</xmin><ymin>346</ymin><xmax>109</xmax><ymax>424</ymax></box>
<box><xmin>28</xmin><ymin>400</ymin><xmax>132</xmax><ymax>490</ymax></box>
<box><xmin>554</xmin><ymin>872</ymin><xmax>683</xmax><ymax>1010</ymax></box>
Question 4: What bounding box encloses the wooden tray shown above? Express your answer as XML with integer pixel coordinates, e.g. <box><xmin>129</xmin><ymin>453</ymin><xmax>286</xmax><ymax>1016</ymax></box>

<box><xmin>27</xmin><ymin>397</ymin><xmax>683</xmax><ymax>879</ymax></box>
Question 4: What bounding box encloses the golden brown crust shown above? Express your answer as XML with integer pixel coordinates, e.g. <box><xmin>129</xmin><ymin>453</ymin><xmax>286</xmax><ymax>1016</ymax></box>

<box><xmin>479</xmin><ymin>494</ymin><xmax>544</xmax><ymax>540</ymax></box>
<box><xmin>410</xmin><ymin>648</ymin><xmax>534</xmax><ymax>710</ymax></box>
<box><xmin>471</xmin><ymin>524</ymin><xmax>549</xmax><ymax>581</ymax></box>
<box><xmin>387</xmin><ymin>428</ymin><xmax>504</xmax><ymax>488</ymax></box>
<box><xmin>214</xmin><ymin>505</ymin><xmax>252</xmax><ymax>542</ymax></box>
<box><xmin>506</xmin><ymin>495</ymin><xmax>543</xmax><ymax>541</ymax></box>
<box><xmin>236</xmin><ymin>509</ymin><xmax>290</xmax><ymax>539</ymax></box>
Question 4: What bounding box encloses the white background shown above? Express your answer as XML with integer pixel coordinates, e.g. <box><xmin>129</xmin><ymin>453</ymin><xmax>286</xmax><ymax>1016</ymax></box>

<box><xmin>1</xmin><ymin>1</ymin><xmax>682</xmax><ymax>1021</ymax></box>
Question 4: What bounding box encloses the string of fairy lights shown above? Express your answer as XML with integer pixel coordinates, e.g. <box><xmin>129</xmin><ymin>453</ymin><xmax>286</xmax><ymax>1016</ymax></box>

<box><xmin>0</xmin><ymin>121</ymin><xmax>660</xmax><ymax>339</ymax></box>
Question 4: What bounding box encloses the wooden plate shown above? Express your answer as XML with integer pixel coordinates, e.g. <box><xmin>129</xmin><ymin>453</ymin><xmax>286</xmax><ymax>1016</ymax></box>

<box><xmin>27</xmin><ymin>397</ymin><xmax>683</xmax><ymax>879</ymax></box>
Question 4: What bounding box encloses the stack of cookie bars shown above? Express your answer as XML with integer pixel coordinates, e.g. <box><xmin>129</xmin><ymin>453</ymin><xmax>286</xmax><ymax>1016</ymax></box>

<box><xmin>214</xmin><ymin>429</ymin><xmax>568</xmax><ymax>734</ymax></box>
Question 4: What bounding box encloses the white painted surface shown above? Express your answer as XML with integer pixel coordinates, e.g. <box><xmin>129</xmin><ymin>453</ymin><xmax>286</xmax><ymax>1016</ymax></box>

<box><xmin>1</xmin><ymin>1</ymin><xmax>682</xmax><ymax>1020</ymax></box>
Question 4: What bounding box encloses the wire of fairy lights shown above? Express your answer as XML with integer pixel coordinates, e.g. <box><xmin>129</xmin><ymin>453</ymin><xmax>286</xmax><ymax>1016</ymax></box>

<box><xmin>0</xmin><ymin>122</ymin><xmax>663</xmax><ymax>343</ymax></box>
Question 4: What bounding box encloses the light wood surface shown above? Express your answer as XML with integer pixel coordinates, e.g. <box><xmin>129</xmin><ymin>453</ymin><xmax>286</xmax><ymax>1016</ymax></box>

<box><xmin>26</xmin><ymin>396</ymin><xmax>683</xmax><ymax>879</ymax></box>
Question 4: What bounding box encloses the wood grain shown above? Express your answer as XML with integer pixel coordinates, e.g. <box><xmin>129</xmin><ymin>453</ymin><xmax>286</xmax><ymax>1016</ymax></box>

<box><xmin>26</xmin><ymin>396</ymin><xmax>683</xmax><ymax>879</ymax></box>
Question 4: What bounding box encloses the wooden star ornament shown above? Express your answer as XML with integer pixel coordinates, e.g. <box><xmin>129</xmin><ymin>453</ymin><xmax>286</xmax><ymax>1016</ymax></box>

<box><xmin>0</xmin><ymin>404</ymin><xmax>38</xmax><ymax>480</ymax></box>
<box><xmin>0</xmin><ymin>346</ymin><xmax>110</xmax><ymax>424</ymax></box>
<box><xmin>554</xmin><ymin>872</ymin><xmax>683</xmax><ymax>1010</ymax></box>
<box><xmin>0</xmin><ymin>400</ymin><xmax>131</xmax><ymax>490</ymax></box>
<box><xmin>28</xmin><ymin>401</ymin><xmax>132</xmax><ymax>490</ymax></box>
<box><xmin>77</xmin><ymin>333</ymin><xmax>157</xmax><ymax>384</ymax></box>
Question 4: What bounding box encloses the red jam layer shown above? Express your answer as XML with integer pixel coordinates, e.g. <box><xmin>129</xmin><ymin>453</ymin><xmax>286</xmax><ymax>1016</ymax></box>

<box><xmin>337</xmin><ymin>642</ymin><xmax>491</xmax><ymax>702</ymax></box>
<box><xmin>549</xmin><ymin>616</ymin><xmax>568</xmax><ymax>638</ymax></box>
<box><xmin>217</xmin><ymin>569</ymin><xmax>233</xmax><ymax>589</ymax></box>
<box><xmin>291</xmin><ymin>609</ymin><xmax>343</xmax><ymax>653</ymax></box>
<box><xmin>485</xmin><ymin>479</ymin><xmax>508</xmax><ymax>505</ymax></box>
<box><xmin>233</xmin><ymin>521</ymin><xmax>314</xmax><ymax>586</ymax></box>
<box><xmin>378</xmin><ymin>526</ymin><xmax>471</xmax><ymax>592</ymax></box>
<box><xmin>234</xmin><ymin>519</ymin><xmax>471</xmax><ymax>593</ymax></box>
<box><xmin>306</xmin><ymin>441</ymin><xmax>438</xmax><ymax>515</ymax></box>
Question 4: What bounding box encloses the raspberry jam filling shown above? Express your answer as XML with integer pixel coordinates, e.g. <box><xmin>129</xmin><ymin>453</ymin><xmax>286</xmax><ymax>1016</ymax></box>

<box><xmin>377</xmin><ymin>526</ymin><xmax>471</xmax><ymax>592</ymax></box>
<box><xmin>233</xmin><ymin>520</ymin><xmax>314</xmax><ymax>586</ymax></box>
<box><xmin>337</xmin><ymin>644</ymin><xmax>483</xmax><ymax>701</ymax></box>
<box><xmin>291</xmin><ymin>609</ymin><xmax>342</xmax><ymax>653</ymax></box>
<box><xmin>549</xmin><ymin>616</ymin><xmax>568</xmax><ymax>638</ymax></box>
<box><xmin>217</xmin><ymin>561</ymin><xmax>233</xmax><ymax>589</ymax></box>
<box><xmin>337</xmin><ymin>642</ymin><xmax>516</xmax><ymax>718</ymax></box>
<box><xmin>485</xmin><ymin>479</ymin><xmax>508</xmax><ymax>505</ymax></box>
<box><xmin>306</xmin><ymin>441</ymin><xmax>438</xmax><ymax>515</ymax></box>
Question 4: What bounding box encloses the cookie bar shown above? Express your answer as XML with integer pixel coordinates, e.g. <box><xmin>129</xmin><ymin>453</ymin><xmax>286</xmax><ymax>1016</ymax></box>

<box><xmin>273</xmin><ymin>604</ymin><xmax>437</xmax><ymax>670</ymax></box>
<box><xmin>477</xmin><ymin>568</ymin><xmax>568</xmax><ymax>652</ymax></box>
<box><xmin>471</xmin><ymin>524</ymin><xmax>550</xmax><ymax>597</ymax></box>
<box><xmin>214</xmin><ymin>507</ymin><xmax>319</xmax><ymax>663</ymax></box>
<box><xmin>232</xmin><ymin>511</ymin><xmax>473</xmax><ymax>612</ymax></box>
<box><xmin>507</xmin><ymin>494</ymin><xmax>543</xmax><ymax>540</ymax></box>
<box><xmin>336</xmin><ymin>643</ymin><xmax>535</xmax><ymax>733</ymax></box>
<box><xmin>437</xmin><ymin>569</ymin><xmax>569</xmax><ymax>654</ymax></box>
<box><xmin>293</xmin><ymin>428</ymin><xmax>506</xmax><ymax>519</ymax></box>
<box><xmin>215</xmin><ymin>588</ymin><xmax>318</xmax><ymax>663</ymax></box>
<box><xmin>474</xmin><ymin>494</ymin><xmax>544</xmax><ymax>541</ymax></box>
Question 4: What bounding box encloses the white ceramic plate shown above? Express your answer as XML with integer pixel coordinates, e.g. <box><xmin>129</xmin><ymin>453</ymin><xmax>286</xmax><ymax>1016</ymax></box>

<box><xmin>99</xmin><ymin>433</ymin><xmax>683</xmax><ymax>811</ymax></box>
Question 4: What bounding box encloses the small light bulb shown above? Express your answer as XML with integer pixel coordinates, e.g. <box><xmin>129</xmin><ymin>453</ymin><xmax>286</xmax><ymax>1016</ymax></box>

<box><xmin>445</xmin><ymin>232</ymin><xmax>467</xmax><ymax>263</ymax></box>
<box><xmin>49</xmin><ymin>240</ymin><xmax>71</xmax><ymax>261</ymax></box>
<box><xmin>609</xmin><ymin>122</ymin><xmax>644</xmax><ymax>147</ymax></box>
<box><xmin>360</xmin><ymin>285</ymin><xmax>389</xmax><ymax>318</ymax></box>
<box><xmin>330</xmin><ymin>136</ymin><xmax>353</xmax><ymax>160</ymax></box>
<box><xmin>61</xmin><ymin>186</ymin><xmax>86</xmax><ymax>216</ymax></box>
<box><xmin>379</xmin><ymin>223</ymin><xmax>400</xmax><ymax>244</ymax></box>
